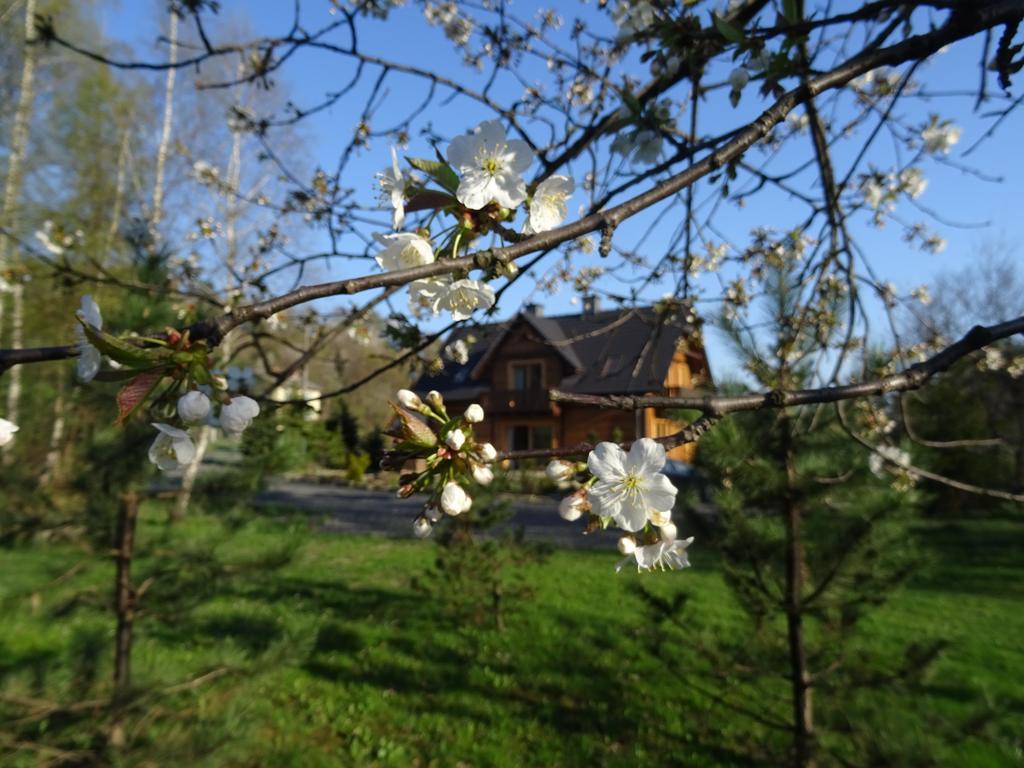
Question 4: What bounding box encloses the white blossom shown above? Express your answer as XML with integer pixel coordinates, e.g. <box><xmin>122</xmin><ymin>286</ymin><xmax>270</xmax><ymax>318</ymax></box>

<box><xmin>220</xmin><ymin>396</ymin><xmax>260</xmax><ymax>435</ymax></box>
<box><xmin>408</xmin><ymin>277</ymin><xmax>450</xmax><ymax>316</ymax></box>
<box><xmin>446</xmin><ymin>119</ymin><xmax>533</xmax><ymax>209</ymax></box>
<box><xmin>921</xmin><ymin>120</ymin><xmax>961</xmax><ymax>154</ymax></box>
<box><xmin>923</xmin><ymin>235</ymin><xmax>946</xmax><ymax>254</ymax></box>
<box><xmin>177</xmin><ymin>391</ymin><xmax>212</xmax><ymax>425</ymax></box>
<box><xmin>472</xmin><ymin>464</ymin><xmax>494</xmax><ymax>485</ymax></box>
<box><xmin>445</xmin><ymin>339</ymin><xmax>469</xmax><ymax>364</ymax></box>
<box><xmin>397</xmin><ymin>389</ymin><xmax>423</xmax><ymax>410</ymax></box>
<box><xmin>587</xmin><ymin>438</ymin><xmax>677</xmax><ymax>532</ymax></box>
<box><xmin>612</xmin><ymin>0</ymin><xmax>656</xmax><ymax>36</ymax></box>
<box><xmin>440</xmin><ymin>481</ymin><xmax>472</xmax><ymax>515</ymax></box>
<box><xmin>35</xmin><ymin>221</ymin><xmax>72</xmax><ymax>255</ymax></box>
<box><xmin>546</xmin><ymin>460</ymin><xmax>574</xmax><ymax>482</ymax></box>
<box><xmin>616</xmin><ymin>537</ymin><xmax>694</xmax><ymax>573</ymax></box>
<box><xmin>464</xmin><ymin>403</ymin><xmax>484</xmax><ymax>423</ymax></box>
<box><xmin>0</xmin><ymin>417</ymin><xmax>19</xmax><ymax>447</ymax></box>
<box><xmin>192</xmin><ymin>160</ymin><xmax>221</xmax><ymax>185</ymax></box>
<box><xmin>445</xmin><ymin>428</ymin><xmax>466</xmax><ymax>451</ymax></box>
<box><xmin>869</xmin><ymin>445</ymin><xmax>911</xmax><ymax>478</ymax></box>
<box><xmin>898</xmin><ymin>167</ymin><xmax>928</xmax><ymax>199</ymax></box>
<box><xmin>433</xmin><ymin>278</ymin><xmax>496</xmax><ymax>321</ymax></box>
<box><xmin>611</xmin><ymin>128</ymin><xmax>663</xmax><ymax>165</ymax></box>
<box><xmin>75</xmin><ymin>295</ymin><xmax>103</xmax><ymax>383</ymax></box>
<box><xmin>413</xmin><ymin>515</ymin><xmax>433</xmax><ymax>538</ymax></box>
<box><xmin>148</xmin><ymin>423</ymin><xmax>196</xmax><ymax>471</ymax></box>
<box><xmin>729</xmin><ymin>68</ymin><xmax>749</xmax><ymax>92</ymax></box>
<box><xmin>558</xmin><ymin>490</ymin><xmax>589</xmax><ymax>521</ymax></box>
<box><xmin>617</xmin><ymin>535</ymin><xmax>636</xmax><ymax>555</ymax></box>
<box><xmin>376</xmin><ymin>146</ymin><xmax>412</xmax><ymax>229</ymax></box>
<box><xmin>525</xmin><ymin>175</ymin><xmax>574</xmax><ymax>235</ymax></box>
<box><xmin>660</xmin><ymin>521</ymin><xmax>678</xmax><ymax>542</ymax></box>
<box><xmin>478</xmin><ymin>442</ymin><xmax>497</xmax><ymax>462</ymax></box>
<box><xmin>374</xmin><ymin>232</ymin><xmax>435</xmax><ymax>272</ymax></box>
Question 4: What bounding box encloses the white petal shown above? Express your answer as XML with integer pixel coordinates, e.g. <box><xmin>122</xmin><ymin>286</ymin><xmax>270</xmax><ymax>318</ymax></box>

<box><xmin>614</xmin><ymin>496</ymin><xmax>649</xmax><ymax>532</ymax></box>
<box><xmin>587</xmin><ymin>442</ymin><xmax>627</xmax><ymax>482</ymax></box>
<box><xmin>76</xmin><ymin>344</ymin><xmax>101</xmax><ymax>383</ymax></box>
<box><xmin>505</xmin><ymin>139</ymin><xmax>535</xmax><ymax>173</ymax></box>
<box><xmin>474</xmin><ymin>119</ymin><xmax>507</xmax><ymax>147</ymax></box>
<box><xmin>446</xmin><ymin>133</ymin><xmax>480</xmax><ymax>171</ymax></box>
<box><xmin>588</xmin><ymin>480</ymin><xmax>622</xmax><ymax>519</ymax></box>
<box><xmin>641</xmin><ymin>473</ymin><xmax>678</xmax><ymax>513</ymax></box>
<box><xmin>456</xmin><ymin>171</ymin><xmax>493</xmax><ymax>210</ymax></box>
<box><xmin>626</xmin><ymin>437</ymin><xmax>666</xmax><ymax>476</ymax></box>
<box><xmin>153</xmin><ymin>422</ymin><xmax>190</xmax><ymax>440</ymax></box>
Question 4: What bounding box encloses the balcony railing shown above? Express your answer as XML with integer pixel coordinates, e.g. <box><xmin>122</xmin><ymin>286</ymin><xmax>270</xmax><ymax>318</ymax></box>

<box><xmin>485</xmin><ymin>389</ymin><xmax>552</xmax><ymax>414</ymax></box>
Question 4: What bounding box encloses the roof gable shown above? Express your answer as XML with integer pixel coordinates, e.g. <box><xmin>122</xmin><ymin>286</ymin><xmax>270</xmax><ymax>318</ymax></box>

<box><xmin>413</xmin><ymin>303</ymin><xmax>705</xmax><ymax>397</ymax></box>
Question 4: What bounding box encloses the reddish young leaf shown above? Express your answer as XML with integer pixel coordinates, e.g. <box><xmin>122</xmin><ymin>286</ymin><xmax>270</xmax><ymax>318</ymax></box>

<box><xmin>115</xmin><ymin>370</ymin><xmax>165</xmax><ymax>426</ymax></box>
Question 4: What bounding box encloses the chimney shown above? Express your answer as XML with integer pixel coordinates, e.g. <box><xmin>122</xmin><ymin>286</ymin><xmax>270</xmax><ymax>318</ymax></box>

<box><xmin>524</xmin><ymin>302</ymin><xmax>543</xmax><ymax>317</ymax></box>
<box><xmin>582</xmin><ymin>295</ymin><xmax>599</xmax><ymax>316</ymax></box>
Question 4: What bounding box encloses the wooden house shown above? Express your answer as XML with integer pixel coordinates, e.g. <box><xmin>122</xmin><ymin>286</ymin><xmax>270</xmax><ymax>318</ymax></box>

<box><xmin>413</xmin><ymin>298</ymin><xmax>712</xmax><ymax>464</ymax></box>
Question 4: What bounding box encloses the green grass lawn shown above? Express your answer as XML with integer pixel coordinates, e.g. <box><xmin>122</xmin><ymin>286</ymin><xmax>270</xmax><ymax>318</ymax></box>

<box><xmin>1</xmin><ymin>507</ymin><xmax>1022</xmax><ymax>767</ymax></box>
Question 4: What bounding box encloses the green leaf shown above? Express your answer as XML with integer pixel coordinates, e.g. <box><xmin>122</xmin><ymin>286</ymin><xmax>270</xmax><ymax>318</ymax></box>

<box><xmin>712</xmin><ymin>14</ymin><xmax>744</xmax><ymax>44</ymax></box>
<box><xmin>80</xmin><ymin>322</ymin><xmax>173</xmax><ymax>368</ymax></box>
<box><xmin>190</xmin><ymin>362</ymin><xmax>212</xmax><ymax>386</ymax></box>
<box><xmin>406</xmin><ymin>156</ymin><xmax>460</xmax><ymax>195</ymax></box>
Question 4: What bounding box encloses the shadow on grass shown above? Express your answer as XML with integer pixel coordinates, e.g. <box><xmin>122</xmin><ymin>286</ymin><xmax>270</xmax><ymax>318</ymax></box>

<box><xmin>910</xmin><ymin>520</ymin><xmax>1024</xmax><ymax>597</ymax></box>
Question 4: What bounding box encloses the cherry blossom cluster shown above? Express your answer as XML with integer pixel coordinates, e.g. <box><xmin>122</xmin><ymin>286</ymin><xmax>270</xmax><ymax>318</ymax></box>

<box><xmin>548</xmin><ymin>438</ymin><xmax>693</xmax><ymax>573</ymax></box>
<box><xmin>380</xmin><ymin>389</ymin><xmax>497</xmax><ymax>538</ymax></box>
<box><xmin>148</xmin><ymin>390</ymin><xmax>260</xmax><ymax>472</ymax></box>
<box><xmin>373</xmin><ymin>120</ymin><xmax>574</xmax><ymax>322</ymax></box>
<box><xmin>70</xmin><ymin>294</ymin><xmax>261</xmax><ymax>472</ymax></box>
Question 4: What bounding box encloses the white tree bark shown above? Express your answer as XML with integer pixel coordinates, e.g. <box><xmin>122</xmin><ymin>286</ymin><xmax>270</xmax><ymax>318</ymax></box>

<box><xmin>172</xmin><ymin>90</ymin><xmax>245</xmax><ymax>522</ymax></box>
<box><xmin>151</xmin><ymin>9</ymin><xmax>178</xmax><ymax>227</ymax></box>
<box><xmin>106</xmin><ymin>127</ymin><xmax>131</xmax><ymax>251</ymax></box>
<box><xmin>1</xmin><ymin>0</ymin><xmax>39</xmax><ymax>452</ymax></box>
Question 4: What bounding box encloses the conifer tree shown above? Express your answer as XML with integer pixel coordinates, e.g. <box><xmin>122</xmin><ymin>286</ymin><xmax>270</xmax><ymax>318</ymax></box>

<box><xmin>642</xmin><ymin>263</ymin><xmax>945</xmax><ymax>767</ymax></box>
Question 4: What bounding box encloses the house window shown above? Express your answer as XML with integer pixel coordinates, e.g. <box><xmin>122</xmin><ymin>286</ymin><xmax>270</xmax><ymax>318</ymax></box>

<box><xmin>511</xmin><ymin>361</ymin><xmax>543</xmax><ymax>390</ymax></box>
<box><xmin>508</xmin><ymin>425</ymin><xmax>553</xmax><ymax>451</ymax></box>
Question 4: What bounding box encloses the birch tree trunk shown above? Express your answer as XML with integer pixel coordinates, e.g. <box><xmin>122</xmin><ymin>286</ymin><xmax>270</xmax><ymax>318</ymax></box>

<box><xmin>171</xmin><ymin>97</ymin><xmax>244</xmax><ymax>523</ymax></box>
<box><xmin>151</xmin><ymin>9</ymin><xmax>178</xmax><ymax>228</ymax></box>
<box><xmin>0</xmin><ymin>0</ymin><xmax>39</xmax><ymax>454</ymax></box>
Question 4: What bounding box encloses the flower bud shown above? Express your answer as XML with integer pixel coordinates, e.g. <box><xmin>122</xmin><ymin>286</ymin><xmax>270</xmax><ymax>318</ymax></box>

<box><xmin>617</xmin><ymin>535</ymin><xmax>637</xmax><ymax>555</ymax></box>
<box><xmin>220</xmin><ymin>395</ymin><xmax>260</xmax><ymax>435</ymax></box>
<box><xmin>426</xmin><ymin>390</ymin><xmax>444</xmax><ymax>410</ymax></box>
<box><xmin>441</xmin><ymin>481</ymin><xmax>472</xmax><ymax>516</ymax></box>
<box><xmin>472</xmin><ymin>464</ymin><xmax>494</xmax><ymax>486</ymax></box>
<box><xmin>659</xmin><ymin>521</ymin><xmax>678</xmax><ymax>542</ymax></box>
<box><xmin>424</xmin><ymin>504</ymin><xmax>442</xmax><ymax>522</ymax></box>
<box><xmin>397</xmin><ymin>389</ymin><xmax>423</xmax><ymax>410</ymax></box>
<box><xmin>445</xmin><ymin>428</ymin><xmax>466</xmax><ymax>451</ymax></box>
<box><xmin>478</xmin><ymin>442</ymin><xmax>497</xmax><ymax>463</ymax></box>
<box><xmin>464</xmin><ymin>403</ymin><xmax>484</xmax><ymax>423</ymax></box>
<box><xmin>545</xmin><ymin>460</ymin><xmax>574</xmax><ymax>482</ymax></box>
<box><xmin>177</xmin><ymin>390</ymin><xmax>211</xmax><ymax>425</ymax></box>
<box><xmin>558</xmin><ymin>490</ymin><xmax>589</xmax><ymax>521</ymax></box>
<box><xmin>397</xmin><ymin>484</ymin><xmax>414</xmax><ymax>498</ymax></box>
<box><xmin>385</xmin><ymin>404</ymin><xmax>438</xmax><ymax>449</ymax></box>
<box><xmin>648</xmin><ymin>508</ymin><xmax>672</xmax><ymax>527</ymax></box>
<box><xmin>729</xmin><ymin>67</ymin><xmax>749</xmax><ymax>91</ymax></box>
<box><xmin>412</xmin><ymin>516</ymin><xmax>433</xmax><ymax>538</ymax></box>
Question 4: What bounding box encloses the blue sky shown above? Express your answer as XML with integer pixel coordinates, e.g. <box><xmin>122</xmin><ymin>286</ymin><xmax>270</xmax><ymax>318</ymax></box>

<box><xmin>95</xmin><ymin>0</ymin><xmax>1024</xmax><ymax>378</ymax></box>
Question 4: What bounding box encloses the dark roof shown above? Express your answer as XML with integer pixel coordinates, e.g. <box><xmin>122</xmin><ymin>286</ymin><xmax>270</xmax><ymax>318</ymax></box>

<box><xmin>415</xmin><ymin>304</ymin><xmax>703</xmax><ymax>396</ymax></box>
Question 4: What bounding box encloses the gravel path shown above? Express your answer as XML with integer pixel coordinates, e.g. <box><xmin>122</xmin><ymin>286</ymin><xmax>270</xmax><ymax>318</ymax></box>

<box><xmin>257</xmin><ymin>481</ymin><xmax>622</xmax><ymax>550</ymax></box>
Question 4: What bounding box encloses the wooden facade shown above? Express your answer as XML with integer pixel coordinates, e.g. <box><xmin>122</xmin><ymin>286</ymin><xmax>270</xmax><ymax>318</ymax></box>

<box><xmin>428</xmin><ymin>310</ymin><xmax>711</xmax><ymax>463</ymax></box>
